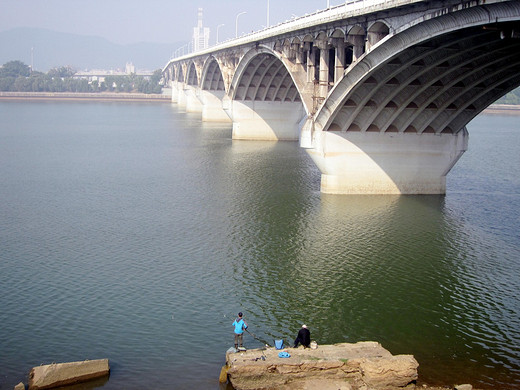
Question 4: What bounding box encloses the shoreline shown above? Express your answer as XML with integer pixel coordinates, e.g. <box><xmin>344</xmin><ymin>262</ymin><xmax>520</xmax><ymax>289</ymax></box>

<box><xmin>0</xmin><ymin>91</ymin><xmax>171</xmax><ymax>102</ymax></box>
<box><xmin>0</xmin><ymin>92</ymin><xmax>519</xmax><ymax>115</ymax></box>
<box><xmin>480</xmin><ymin>104</ymin><xmax>520</xmax><ymax>115</ymax></box>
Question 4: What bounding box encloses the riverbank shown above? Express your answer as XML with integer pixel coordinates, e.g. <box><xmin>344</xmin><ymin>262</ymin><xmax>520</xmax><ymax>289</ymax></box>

<box><xmin>0</xmin><ymin>91</ymin><xmax>171</xmax><ymax>102</ymax></box>
<box><xmin>482</xmin><ymin>104</ymin><xmax>520</xmax><ymax>115</ymax></box>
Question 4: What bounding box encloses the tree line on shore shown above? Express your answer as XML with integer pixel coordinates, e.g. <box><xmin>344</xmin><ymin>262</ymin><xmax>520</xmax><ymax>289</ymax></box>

<box><xmin>0</xmin><ymin>60</ymin><xmax>163</xmax><ymax>94</ymax></box>
<box><xmin>498</xmin><ymin>88</ymin><xmax>520</xmax><ymax>105</ymax></box>
<box><xmin>1</xmin><ymin>59</ymin><xmax>519</xmax><ymax>103</ymax></box>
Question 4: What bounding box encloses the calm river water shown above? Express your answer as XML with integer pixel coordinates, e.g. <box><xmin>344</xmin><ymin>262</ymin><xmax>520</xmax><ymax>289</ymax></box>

<box><xmin>0</xmin><ymin>101</ymin><xmax>519</xmax><ymax>389</ymax></box>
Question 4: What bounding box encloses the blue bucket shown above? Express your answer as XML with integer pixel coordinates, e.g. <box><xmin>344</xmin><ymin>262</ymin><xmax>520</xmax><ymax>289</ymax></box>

<box><xmin>274</xmin><ymin>339</ymin><xmax>284</xmax><ymax>349</ymax></box>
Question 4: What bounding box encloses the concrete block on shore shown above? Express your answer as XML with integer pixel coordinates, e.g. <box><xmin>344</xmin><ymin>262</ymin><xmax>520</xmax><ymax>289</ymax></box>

<box><xmin>28</xmin><ymin>359</ymin><xmax>109</xmax><ymax>390</ymax></box>
<box><xmin>225</xmin><ymin>342</ymin><xmax>418</xmax><ymax>390</ymax></box>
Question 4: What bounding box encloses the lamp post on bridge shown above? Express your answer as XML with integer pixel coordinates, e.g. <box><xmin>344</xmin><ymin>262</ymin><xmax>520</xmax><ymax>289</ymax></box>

<box><xmin>235</xmin><ymin>11</ymin><xmax>246</xmax><ymax>38</ymax></box>
<box><xmin>216</xmin><ymin>24</ymin><xmax>225</xmax><ymax>44</ymax></box>
<box><xmin>267</xmin><ymin>0</ymin><xmax>270</xmax><ymax>27</ymax></box>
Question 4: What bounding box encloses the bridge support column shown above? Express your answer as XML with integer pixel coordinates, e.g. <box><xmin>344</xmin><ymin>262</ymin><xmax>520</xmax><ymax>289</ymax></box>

<box><xmin>177</xmin><ymin>83</ymin><xmax>187</xmax><ymax>109</ymax></box>
<box><xmin>306</xmin><ymin>129</ymin><xmax>468</xmax><ymax>194</ymax></box>
<box><xmin>200</xmin><ymin>90</ymin><xmax>231</xmax><ymax>122</ymax></box>
<box><xmin>185</xmin><ymin>86</ymin><xmax>203</xmax><ymax>113</ymax></box>
<box><xmin>294</xmin><ymin>44</ymin><xmax>305</xmax><ymax>66</ymax></box>
<box><xmin>306</xmin><ymin>44</ymin><xmax>316</xmax><ymax>83</ymax></box>
<box><xmin>334</xmin><ymin>39</ymin><xmax>346</xmax><ymax>84</ymax></box>
<box><xmin>347</xmin><ymin>34</ymin><xmax>365</xmax><ymax>62</ymax></box>
<box><xmin>318</xmin><ymin>41</ymin><xmax>330</xmax><ymax>98</ymax></box>
<box><xmin>170</xmin><ymin>80</ymin><xmax>179</xmax><ymax>103</ymax></box>
<box><xmin>225</xmin><ymin>100</ymin><xmax>305</xmax><ymax>141</ymax></box>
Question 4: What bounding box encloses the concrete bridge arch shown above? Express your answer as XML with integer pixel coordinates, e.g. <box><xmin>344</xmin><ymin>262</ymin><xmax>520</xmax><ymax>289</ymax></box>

<box><xmin>182</xmin><ymin>61</ymin><xmax>203</xmax><ymax>112</ymax></box>
<box><xmin>200</xmin><ymin>56</ymin><xmax>225</xmax><ymax>92</ymax></box>
<box><xmin>307</xmin><ymin>1</ymin><xmax>520</xmax><ymax>194</ymax></box>
<box><xmin>186</xmin><ymin>61</ymin><xmax>198</xmax><ymax>86</ymax></box>
<box><xmin>225</xmin><ymin>45</ymin><xmax>307</xmax><ymax>140</ymax></box>
<box><xmin>314</xmin><ymin>1</ymin><xmax>520</xmax><ymax>133</ymax></box>
<box><xmin>197</xmin><ymin>56</ymin><xmax>230</xmax><ymax>122</ymax></box>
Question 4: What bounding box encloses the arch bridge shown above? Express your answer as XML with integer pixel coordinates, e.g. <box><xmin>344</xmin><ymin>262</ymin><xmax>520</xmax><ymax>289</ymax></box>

<box><xmin>163</xmin><ymin>0</ymin><xmax>520</xmax><ymax>194</ymax></box>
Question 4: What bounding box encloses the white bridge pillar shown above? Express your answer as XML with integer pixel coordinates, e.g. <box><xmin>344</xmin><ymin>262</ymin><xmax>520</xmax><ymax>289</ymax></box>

<box><xmin>306</xmin><ymin>129</ymin><xmax>468</xmax><ymax>194</ymax></box>
<box><xmin>185</xmin><ymin>86</ymin><xmax>203</xmax><ymax>113</ymax></box>
<box><xmin>224</xmin><ymin>99</ymin><xmax>305</xmax><ymax>141</ymax></box>
<box><xmin>170</xmin><ymin>80</ymin><xmax>179</xmax><ymax>103</ymax></box>
<box><xmin>177</xmin><ymin>83</ymin><xmax>187</xmax><ymax>109</ymax></box>
<box><xmin>200</xmin><ymin>90</ymin><xmax>231</xmax><ymax>122</ymax></box>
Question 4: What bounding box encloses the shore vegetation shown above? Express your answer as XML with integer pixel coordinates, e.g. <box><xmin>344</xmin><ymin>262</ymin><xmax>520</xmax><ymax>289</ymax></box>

<box><xmin>496</xmin><ymin>87</ymin><xmax>520</xmax><ymax>104</ymax></box>
<box><xmin>0</xmin><ymin>60</ymin><xmax>163</xmax><ymax>94</ymax></box>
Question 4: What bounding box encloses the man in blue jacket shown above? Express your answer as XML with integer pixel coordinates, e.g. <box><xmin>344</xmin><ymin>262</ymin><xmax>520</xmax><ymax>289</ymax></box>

<box><xmin>232</xmin><ymin>312</ymin><xmax>248</xmax><ymax>350</ymax></box>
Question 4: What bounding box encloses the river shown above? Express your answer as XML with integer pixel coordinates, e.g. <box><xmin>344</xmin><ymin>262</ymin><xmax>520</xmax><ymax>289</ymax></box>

<box><xmin>0</xmin><ymin>101</ymin><xmax>518</xmax><ymax>389</ymax></box>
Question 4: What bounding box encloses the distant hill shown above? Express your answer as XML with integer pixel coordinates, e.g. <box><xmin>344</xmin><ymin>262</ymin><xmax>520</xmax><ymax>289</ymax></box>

<box><xmin>0</xmin><ymin>28</ymin><xmax>182</xmax><ymax>72</ymax></box>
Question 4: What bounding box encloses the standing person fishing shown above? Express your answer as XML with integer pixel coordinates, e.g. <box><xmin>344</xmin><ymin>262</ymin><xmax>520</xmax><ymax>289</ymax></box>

<box><xmin>232</xmin><ymin>312</ymin><xmax>248</xmax><ymax>350</ymax></box>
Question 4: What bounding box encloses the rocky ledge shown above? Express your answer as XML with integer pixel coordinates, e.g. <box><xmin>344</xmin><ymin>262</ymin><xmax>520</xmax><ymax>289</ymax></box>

<box><xmin>224</xmin><ymin>341</ymin><xmax>419</xmax><ymax>390</ymax></box>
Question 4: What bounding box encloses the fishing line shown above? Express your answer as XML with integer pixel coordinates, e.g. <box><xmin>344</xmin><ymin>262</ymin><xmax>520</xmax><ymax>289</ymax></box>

<box><xmin>245</xmin><ymin>328</ymin><xmax>271</xmax><ymax>347</ymax></box>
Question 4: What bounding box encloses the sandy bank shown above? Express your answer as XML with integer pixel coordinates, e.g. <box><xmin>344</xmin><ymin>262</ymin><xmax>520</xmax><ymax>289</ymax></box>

<box><xmin>0</xmin><ymin>91</ymin><xmax>171</xmax><ymax>102</ymax></box>
<box><xmin>482</xmin><ymin>104</ymin><xmax>520</xmax><ymax>115</ymax></box>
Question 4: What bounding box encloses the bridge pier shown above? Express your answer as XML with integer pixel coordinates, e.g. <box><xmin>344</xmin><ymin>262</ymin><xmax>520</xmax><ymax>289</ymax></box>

<box><xmin>170</xmin><ymin>81</ymin><xmax>179</xmax><ymax>103</ymax></box>
<box><xmin>306</xmin><ymin>129</ymin><xmax>468</xmax><ymax>195</ymax></box>
<box><xmin>185</xmin><ymin>86</ymin><xmax>202</xmax><ymax>113</ymax></box>
<box><xmin>225</xmin><ymin>99</ymin><xmax>305</xmax><ymax>141</ymax></box>
<box><xmin>200</xmin><ymin>90</ymin><xmax>231</xmax><ymax>122</ymax></box>
<box><xmin>177</xmin><ymin>83</ymin><xmax>187</xmax><ymax>109</ymax></box>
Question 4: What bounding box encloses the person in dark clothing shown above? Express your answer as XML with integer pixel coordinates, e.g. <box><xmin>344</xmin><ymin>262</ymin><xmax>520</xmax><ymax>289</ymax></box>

<box><xmin>293</xmin><ymin>324</ymin><xmax>311</xmax><ymax>348</ymax></box>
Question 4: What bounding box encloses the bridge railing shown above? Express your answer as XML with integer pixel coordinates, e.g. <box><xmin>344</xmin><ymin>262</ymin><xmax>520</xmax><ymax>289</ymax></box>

<box><xmin>168</xmin><ymin>0</ymin><xmax>423</xmax><ymax>62</ymax></box>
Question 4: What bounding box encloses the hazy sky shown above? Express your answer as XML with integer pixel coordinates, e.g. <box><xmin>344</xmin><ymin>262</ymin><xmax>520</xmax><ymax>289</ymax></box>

<box><xmin>0</xmin><ymin>0</ymin><xmax>345</xmax><ymax>46</ymax></box>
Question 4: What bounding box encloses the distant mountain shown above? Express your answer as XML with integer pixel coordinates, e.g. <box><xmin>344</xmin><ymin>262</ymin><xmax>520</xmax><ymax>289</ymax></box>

<box><xmin>0</xmin><ymin>28</ymin><xmax>182</xmax><ymax>72</ymax></box>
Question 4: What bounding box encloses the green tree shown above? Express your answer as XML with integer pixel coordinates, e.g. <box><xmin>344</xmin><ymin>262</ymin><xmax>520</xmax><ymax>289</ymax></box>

<box><xmin>0</xmin><ymin>60</ymin><xmax>31</xmax><ymax>78</ymax></box>
<box><xmin>114</xmin><ymin>76</ymin><xmax>126</xmax><ymax>92</ymax></box>
<box><xmin>29</xmin><ymin>73</ymin><xmax>46</xmax><ymax>92</ymax></box>
<box><xmin>104</xmin><ymin>76</ymin><xmax>116</xmax><ymax>92</ymax></box>
<box><xmin>495</xmin><ymin>87</ymin><xmax>520</xmax><ymax>104</ymax></box>
<box><xmin>48</xmin><ymin>66</ymin><xmax>76</xmax><ymax>78</ymax></box>
<box><xmin>13</xmin><ymin>76</ymin><xmax>31</xmax><ymax>91</ymax></box>
<box><xmin>0</xmin><ymin>77</ymin><xmax>15</xmax><ymax>91</ymax></box>
<box><xmin>48</xmin><ymin>76</ymin><xmax>64</xmax><ymax>92</ymax></box>
<box><xmin>151</xmin><ymin>69</ymin><xmax>162</xmax><ymax>85</ymax></box>
<box><xmin>0</xmin><ymin>61</ymin><xmax>164</xmax><ymax>94</ymax></box>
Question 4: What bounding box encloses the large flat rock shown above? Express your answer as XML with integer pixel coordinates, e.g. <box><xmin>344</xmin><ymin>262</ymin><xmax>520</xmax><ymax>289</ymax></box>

<box><xmin>226</xmin><ymin>341</ymin><xmax>418</xmax><ymax>390</ymax></box>
<box><xmin>28</xmin><ymin>359</ymin><xmax>109</xmax><ymax>390</ymax></box>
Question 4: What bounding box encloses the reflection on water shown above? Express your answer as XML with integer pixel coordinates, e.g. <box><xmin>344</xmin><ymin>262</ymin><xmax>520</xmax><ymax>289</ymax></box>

<box><xmin>0</xmin><ymin>102</ymin><xmax>518</xmax><ymax>389</ymax></box>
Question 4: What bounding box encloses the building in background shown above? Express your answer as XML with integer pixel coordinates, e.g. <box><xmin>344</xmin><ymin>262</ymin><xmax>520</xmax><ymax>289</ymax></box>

<box><xmin>125</xmin><ymin>62</ymin><xmax>135</xmax><ymax>74</ymax></box>
<box><xmin>73</xmin><ymin>62</ymin><xmax>153</xmax><ymax>84</ymax></box>
<box><xmin>192</xmin><ymin>8</ymin><xmax>210</xmax><ymax>52</ymax></box>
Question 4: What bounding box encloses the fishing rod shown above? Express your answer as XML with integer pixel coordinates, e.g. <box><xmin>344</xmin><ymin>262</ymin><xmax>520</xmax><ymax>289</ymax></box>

<box><xmin>245</xmin><ymin>328</ymin><xmax>272</xmax><ymax>347</ymax></box>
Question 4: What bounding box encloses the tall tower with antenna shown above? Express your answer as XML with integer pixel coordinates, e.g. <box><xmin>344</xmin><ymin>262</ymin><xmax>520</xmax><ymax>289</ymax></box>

<box><xmin>192</xmin><ymin>8</ymin><xmax>210</xmax><ymax>52</ymax></box>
